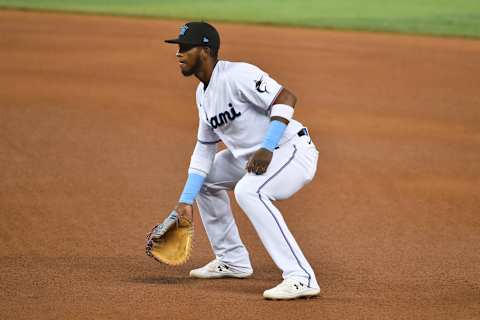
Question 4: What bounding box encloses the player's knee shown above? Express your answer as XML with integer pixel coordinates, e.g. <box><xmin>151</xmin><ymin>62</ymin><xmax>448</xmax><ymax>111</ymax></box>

<box><xmin>199</xmin><ymin>181</ymin><xmax>222</xmax><ymax>196</ymax></box>
<box><xmin>198</xmin><ymin>183</ymin><xmax>212</xmax><ymax>195</ymax></box>
<box><xmin>234</xmin><ymin>179</ymin><xmax>256</xmax><ymax>208</ymax></box>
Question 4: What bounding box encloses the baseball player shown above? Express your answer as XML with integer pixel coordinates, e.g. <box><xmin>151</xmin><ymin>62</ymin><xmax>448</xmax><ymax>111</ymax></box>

<box><xmin>164</xmin><ymin>22</ymin><xmax>320</xmax><ymax>300</ymax></box>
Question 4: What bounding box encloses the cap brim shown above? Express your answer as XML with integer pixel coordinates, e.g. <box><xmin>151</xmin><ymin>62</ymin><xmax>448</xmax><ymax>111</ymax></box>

<box><xmin>164</xmin><ymin>38</ymin><xmax>198</xmax><ymax>45</ymax></box>
<box><xmin>164</xmin><ymin>38</ymin><xmax>181</xmax><ymax>44</ymax></box>
<box><xmin>164</xmin><ymin>39</ymin><xmax>217</xmax><ymax>51</ymax></box>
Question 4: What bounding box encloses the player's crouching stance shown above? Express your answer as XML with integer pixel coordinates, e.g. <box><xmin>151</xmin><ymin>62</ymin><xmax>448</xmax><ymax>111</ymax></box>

<box><xmin>165</xmin><ymin>22</ymin><xmax>320</xmax><ymax>300</ymax></box>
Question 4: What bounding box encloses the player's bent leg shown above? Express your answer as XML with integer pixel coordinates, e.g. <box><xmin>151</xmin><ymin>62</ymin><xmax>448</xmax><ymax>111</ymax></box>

<box><xmin>196</xmin><ymin>189</ymin><xmax>252</xmax><ymax>274</ymax></box>
<box><xmin>234</xmin><ymin>137</ymin><xmax>320</xmax><ymax>291</ymax></box>
<box><xmin>194</xmin><ymin>149</ymin><xmax>252</xmax><ymax>274</ymax></box>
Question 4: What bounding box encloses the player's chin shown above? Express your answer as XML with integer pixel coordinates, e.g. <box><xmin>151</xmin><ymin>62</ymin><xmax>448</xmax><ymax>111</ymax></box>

<box><xmin>180</xmin><ymin>66</ymin><xmax>194</xmax><ymax>77</ymax></box>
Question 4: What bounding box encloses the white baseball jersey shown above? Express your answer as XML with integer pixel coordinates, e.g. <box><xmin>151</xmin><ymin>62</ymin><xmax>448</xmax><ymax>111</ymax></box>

<box><xmin>195</xmin><ymin>60</ymin><xmax>304</xmax><ymax>160</ymax></box>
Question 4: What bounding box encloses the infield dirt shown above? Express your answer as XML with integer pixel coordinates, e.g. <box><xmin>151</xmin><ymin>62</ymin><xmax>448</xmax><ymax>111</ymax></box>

<box><xmin>1</xmin><ymin>10</ymin><xmax>479</xmax><ymax>320</ymax></box>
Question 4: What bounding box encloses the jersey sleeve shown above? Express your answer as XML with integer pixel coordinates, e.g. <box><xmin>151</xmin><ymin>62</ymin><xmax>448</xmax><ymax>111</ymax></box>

<box><xmin>189</xmin><ymin>109</ymin><xmax>219</xmax><ymax>177</ymax></box>
<box><xmin>195</xmin><ymin>85</ymin><xmax>221</xmax><ymax>144</ymax></box>
<box><xmin>197</xmin><ymin>116</ymin><xmax>220</xmax><ymax>144</ymax></box>
<box><xmin>230</xmin><ymin>63</ymin><xmax>283</xmax><ymax>111</ymax></box>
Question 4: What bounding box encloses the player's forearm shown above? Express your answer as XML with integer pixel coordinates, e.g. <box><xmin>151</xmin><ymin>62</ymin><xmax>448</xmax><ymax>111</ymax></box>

<box><xmin>262</xmin><ymin>96</ymin><xmax>296</xmax><ymax>151</ymax></box>
<box><xmin>179</xmin><ymin>172</ymin><xmax>205</xmax><ymax>205</ymax></box>
<box><xmin>179</xmin><ymin>141</ymin><xmax>217</xmax><ymax>204</ymax></box>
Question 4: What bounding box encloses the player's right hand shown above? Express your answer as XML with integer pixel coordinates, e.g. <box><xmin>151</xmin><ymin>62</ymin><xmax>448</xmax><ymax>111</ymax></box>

<box><xmin>246</xmin><ymin>148</ymin><xmax>273</xmax><ymax>175</ymax></box>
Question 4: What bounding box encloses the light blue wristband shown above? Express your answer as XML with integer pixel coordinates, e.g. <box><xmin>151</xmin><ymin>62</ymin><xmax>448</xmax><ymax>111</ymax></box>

<box><xmin>179</xmin><ymin>173</ymin><xmax>205</xmax><ymax>204</ymax></box>
<box><xmin>261</xmin><ymin>120</ymin><xmax>287</xmax><ymax>151</ymax></box>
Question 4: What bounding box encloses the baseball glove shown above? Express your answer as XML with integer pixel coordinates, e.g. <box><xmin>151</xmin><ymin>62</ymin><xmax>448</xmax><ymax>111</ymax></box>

<box><xmin>145</xmin><ymin>210</ymin><xmax>193</xmax><ymax>266</ymax></box>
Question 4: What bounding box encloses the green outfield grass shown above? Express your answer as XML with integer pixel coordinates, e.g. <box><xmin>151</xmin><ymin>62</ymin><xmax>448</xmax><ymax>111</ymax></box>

<box><xmin>1</xmin><ymin>0</ymin><xmax>480</xmax><ymax>38</ymax></box>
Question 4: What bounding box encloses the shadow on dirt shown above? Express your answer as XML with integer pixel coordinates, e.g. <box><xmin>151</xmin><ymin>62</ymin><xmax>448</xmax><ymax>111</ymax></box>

<box><xmin>127</xmin><ymin>275</ymin><xmax>196</xmax><ymax>285</ymax></box>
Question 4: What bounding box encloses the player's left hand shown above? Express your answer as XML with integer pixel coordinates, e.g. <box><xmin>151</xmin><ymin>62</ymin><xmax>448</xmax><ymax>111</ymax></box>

<box><xmin>246</xmin><ymin>148</ymin><xmax>273</xmax><ymax>175</ymax></box>
<box><xmin>175</xmin><ymin>202</ymin><xmax>194</xmax><ymax>222</ymax></box>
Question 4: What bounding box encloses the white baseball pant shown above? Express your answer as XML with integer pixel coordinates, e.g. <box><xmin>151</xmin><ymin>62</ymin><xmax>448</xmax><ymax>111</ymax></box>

<box><xmin>196</xmin><ymin>133</ymin><xmax>319</xmax><ymax>288</ymax></box>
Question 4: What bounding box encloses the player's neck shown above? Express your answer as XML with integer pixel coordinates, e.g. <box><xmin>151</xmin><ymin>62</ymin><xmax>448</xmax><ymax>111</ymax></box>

<box><xmin>195</xmin><ymin>58</ymin><xmax>218</xmax><ymax>89</ymax></box>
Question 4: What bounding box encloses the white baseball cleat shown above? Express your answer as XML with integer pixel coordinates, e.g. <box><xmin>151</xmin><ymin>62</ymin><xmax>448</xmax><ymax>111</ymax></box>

<box><xmin>189</xmin><ymin>259</ymin><xmax>253</xmax><ymax>279</ymax></box>
<box><xmin>263</xmin><ymin>278</ymin><xmax>320</xmax><ymax>300</ymax></box>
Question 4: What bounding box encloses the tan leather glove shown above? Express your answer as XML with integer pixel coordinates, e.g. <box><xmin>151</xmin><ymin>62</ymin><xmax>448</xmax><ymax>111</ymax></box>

<box><xmin>145</xmin><ymin>210</ymin><xmax>193</xmax><ymax>265</ymax></box>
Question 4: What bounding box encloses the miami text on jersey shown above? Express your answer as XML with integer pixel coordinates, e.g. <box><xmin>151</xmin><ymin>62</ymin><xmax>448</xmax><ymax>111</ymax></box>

<box><xmin>209</xmin><ymin>106</ymin><xmax>241</xmax><ymax>129</ymax></box>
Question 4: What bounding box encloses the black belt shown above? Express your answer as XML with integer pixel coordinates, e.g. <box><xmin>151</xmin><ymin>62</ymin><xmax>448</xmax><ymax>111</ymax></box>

<box><xmin>275</xmin><ymin>128</ymin><xmax>311</xmax><ymax>149</ymax></box>
<box><xmin>297</xmin><ymin>128</ymin><xmax>308</xmax><ymax>137</ymax></box>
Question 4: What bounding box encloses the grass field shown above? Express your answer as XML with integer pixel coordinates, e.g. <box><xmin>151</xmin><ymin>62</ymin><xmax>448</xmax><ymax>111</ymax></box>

<box><xmin>1</xmin><ymin>0</ymin><xmax>480</xmax><ymax>38</ymax></box>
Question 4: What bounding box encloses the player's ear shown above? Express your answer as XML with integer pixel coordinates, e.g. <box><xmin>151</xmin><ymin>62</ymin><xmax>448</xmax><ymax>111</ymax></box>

<box><xmin>201</xmin><ymin>47</ymin><xmax>211</xmax><ymax>59</ymax></box>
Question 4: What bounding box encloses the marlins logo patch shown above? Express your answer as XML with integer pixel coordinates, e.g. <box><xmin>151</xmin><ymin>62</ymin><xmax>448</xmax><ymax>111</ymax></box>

<box><xmin>179</xmin><ymin>25</ymin><xmax>189</xmax><ymax>36</ymax></box>
<box><xmin>255</xmin><ymin>76</ymin><xmax>269</xmax><ymax>93</ymax></box>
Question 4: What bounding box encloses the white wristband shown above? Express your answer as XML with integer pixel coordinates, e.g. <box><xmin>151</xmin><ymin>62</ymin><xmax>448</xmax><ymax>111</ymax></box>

<box><xmin>270</xmin><ymin>104</ymin><xmax>294</xmax><ymax>121</ymax></box>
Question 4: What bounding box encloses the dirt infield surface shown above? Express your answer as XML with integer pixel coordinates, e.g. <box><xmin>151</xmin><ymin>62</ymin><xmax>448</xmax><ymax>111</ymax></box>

<box><xmin>1</xmin><ymin>10</ymin><xmax>479</xmax><ymax>320</ymax></box>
